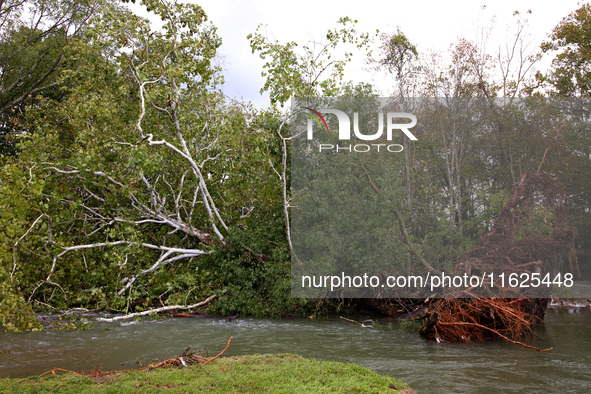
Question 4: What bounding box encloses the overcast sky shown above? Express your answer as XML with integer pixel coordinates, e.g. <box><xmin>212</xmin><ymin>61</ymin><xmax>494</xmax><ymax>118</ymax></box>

<box><xmin>135</xmin><ymin>0</ymin><xmax>587</xmax><ymax>107</ymax></box>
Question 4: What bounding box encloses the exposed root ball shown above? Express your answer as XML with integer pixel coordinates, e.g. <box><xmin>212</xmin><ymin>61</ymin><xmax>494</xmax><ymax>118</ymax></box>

<box><xmin>421</xmin><ymin>298</ymin><xmax>552</xmax><ymax>351</ymax></box>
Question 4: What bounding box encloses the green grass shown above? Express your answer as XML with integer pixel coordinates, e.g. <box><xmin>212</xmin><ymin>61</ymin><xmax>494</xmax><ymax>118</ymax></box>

<box><xmin>0</xmin><ymin>354</ymin><xmax>411</xmax><ymax>393</ymax></box>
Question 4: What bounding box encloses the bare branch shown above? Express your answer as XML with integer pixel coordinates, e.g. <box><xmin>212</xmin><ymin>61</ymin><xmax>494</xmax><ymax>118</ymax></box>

<box><xmin>11</xmin><ymin>213</ymin><xmax>47</xmax><ymax>282</ymax></box>
<box><xmin>276</xmin><ymin>115</ymin><xmax>299</xmax><ymax>261</ymax></box>
<box><xmin>94</xmin><ymin>291</ymin><xmax>224</xmax><ymax>322</ymax></box>
<box><xmin>46</xmin><ymin>241</ymin><xmax>210</xmax><ymax>283</ymax></box>
<box><xmin>44</xmin><ymin>166</ymin><xmax>125</xmax><ymax>187</ymax></box>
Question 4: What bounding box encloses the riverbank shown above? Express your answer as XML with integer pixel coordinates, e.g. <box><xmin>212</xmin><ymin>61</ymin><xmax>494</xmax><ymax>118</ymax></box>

<box><xmin>0</xmin><ymin>354</ymin><xmax>413</xmax><ymax>393</ymax></box>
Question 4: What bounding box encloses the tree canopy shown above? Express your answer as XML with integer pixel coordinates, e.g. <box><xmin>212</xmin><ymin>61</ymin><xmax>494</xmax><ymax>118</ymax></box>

<box><xmin>542</xmin><ymin>3</ymin><xmax>591</xmax><ymax>97</ymax></box>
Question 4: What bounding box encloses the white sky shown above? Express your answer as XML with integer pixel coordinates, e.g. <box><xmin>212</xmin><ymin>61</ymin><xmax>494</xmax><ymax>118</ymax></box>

<box><xmin>134</xmin><ymin>0</ymin><xmax>588</xmax><ymax>107</ymax></box>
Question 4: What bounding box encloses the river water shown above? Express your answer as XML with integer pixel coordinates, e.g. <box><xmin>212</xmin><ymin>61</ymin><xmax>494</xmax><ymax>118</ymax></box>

<box><xmin>1</xmin><ymin>306</ymin><xmax>589</xmax><ymax>393</ymax></box>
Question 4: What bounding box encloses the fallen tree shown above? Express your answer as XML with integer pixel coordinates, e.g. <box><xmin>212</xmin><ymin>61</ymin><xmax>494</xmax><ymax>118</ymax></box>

<box><xmin>356</xmin><ymin>168</ymin><xmax>579</xmax><ymax>348</ymax></box>
<box><xmin>4</xmin><ymin>0</ymin><xmax>292</xmax><ymax>323</ymax></box>
<box><xmin>419</xmin><ymin>170</ymin><xmax>578</xmax><ymax>345</ymax></box>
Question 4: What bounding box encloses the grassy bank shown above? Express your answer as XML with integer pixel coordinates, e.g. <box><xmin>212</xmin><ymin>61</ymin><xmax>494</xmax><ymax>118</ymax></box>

<box><xmin>0</xmin><ymin>354</ymin><xmax>412</xmax><ymax>393</ymax></box>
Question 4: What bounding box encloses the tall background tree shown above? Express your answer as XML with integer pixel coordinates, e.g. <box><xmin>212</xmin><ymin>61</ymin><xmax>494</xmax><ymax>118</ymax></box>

<box><xmin>541</xmin><ymin>3</ymin><xmax>591</xmax><ymax>97</ymax></box>
<box><xmin>539</xmin><ymin>3</ymin><xmax>591</xmax><ymax>271</ymax></box>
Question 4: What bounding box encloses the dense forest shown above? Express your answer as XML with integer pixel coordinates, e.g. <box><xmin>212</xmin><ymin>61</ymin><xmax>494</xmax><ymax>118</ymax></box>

<box><xmin>1</xmin><ymin>0</ymin><xmax>590</xmax><ymax>332</ymax></box>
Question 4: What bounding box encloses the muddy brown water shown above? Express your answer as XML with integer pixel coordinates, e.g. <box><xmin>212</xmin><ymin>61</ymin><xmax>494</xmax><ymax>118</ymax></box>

<box><xmin>1</xmin><ymin>306</ymin><xmax>589</xmax><ymax>393</ymax></box>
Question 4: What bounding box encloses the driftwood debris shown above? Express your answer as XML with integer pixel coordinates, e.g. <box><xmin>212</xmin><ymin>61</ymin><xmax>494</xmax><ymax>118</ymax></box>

<box><xmin>340</xmin><ymin>316</ymin><xmax>372</xmax><ymax>327</ymax></box>
<box><xmin>40</xmin><ymin>337</ymin><xmax>234</xmax><ymax>377</ymax></box>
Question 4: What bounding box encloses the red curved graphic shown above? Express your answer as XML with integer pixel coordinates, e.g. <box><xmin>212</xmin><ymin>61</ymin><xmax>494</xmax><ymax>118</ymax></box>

<box><xmin>304</xmin><ymin>107</ymin><xmax>329</xmax><ymax>131</ymax></box>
